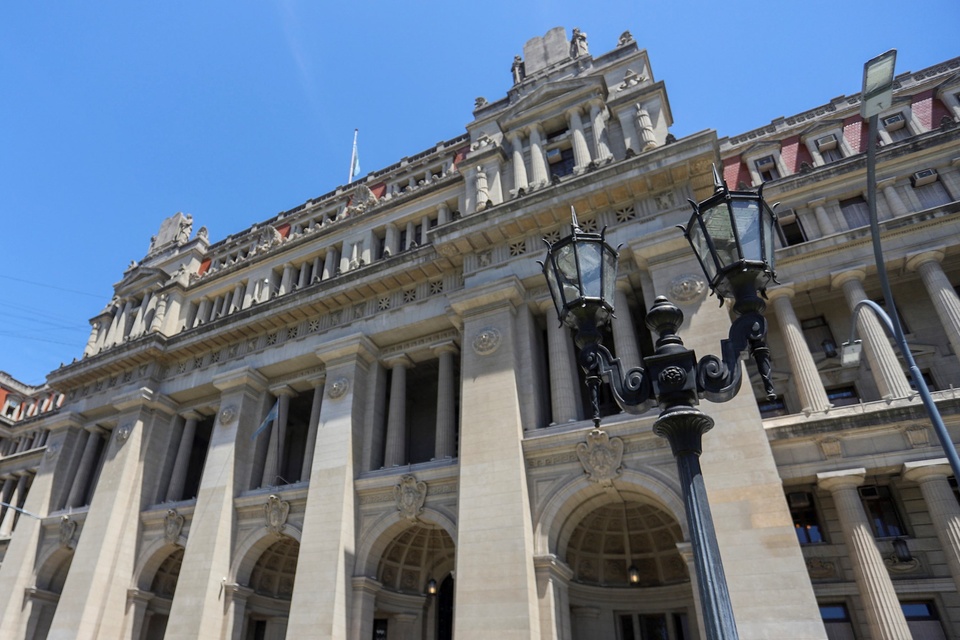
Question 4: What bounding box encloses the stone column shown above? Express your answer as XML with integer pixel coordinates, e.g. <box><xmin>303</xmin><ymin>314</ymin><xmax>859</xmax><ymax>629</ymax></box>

<box><xmin>449</xmin><ymin>278</ymin><xmax>542</xmax><ymax>640</ymax></box>
<box><xmin>589</xmin><ymin>101</ymin><xmax>612</xmax><ymax>163</ymax></box>
<box><xmin>393</xmin><ymin>613</ymin><xmax>418</xmax><ymax>640</ymax></box>
<box><xmin>437</xmin><ymin>202</ymin><xmax>451</xmax><ymax>225</ymax></box>
<box><xmin>262</xmin><ymin>386</ymin><xmax>294</xmax><ymax>487</ymax></box>
<box><xmin>611</xmin><ymin>284</ymin><xmax>643</xmax><ymax>369</ymax></box>
<box><xmin>903</xmin><ymin>459</ymin><xmax>960</xmax><ymax>591</ymax></box>
<box><xmin>676</xmin><ymin>542</ymin><xmax>705</xmax><ymax>640</ymax></box>
<box><xmin>634</xmin><ymin>103</ymin><xmax>657</xmax><ymax>151</ymax></box>
<box><xmin>0</xmin><ymin>476</ymin><xmax>16</xmax><ymax>524</ymax></box>
<box><xmin>566</xmin><ymin>108</ymin><xmax>592</xmax><ymax>174</ymax></box>
<box><xmin>350</xmin><ymin>577</ymin><xmax>381</xmax><ymax>640</ymax></box>
<box><xmin>279</xmin><ymin>264</ymin><xmax>296</xmax><ymax>295</ymax></box>
<box><xmin>528</xmin><ymin>125</ymin><xmax>549</xmax><ymax>190</ymax></box>
<box><xmin>616</xmin><ymin>108</ymin><xmax>640</xmax><ymax>155</ymax></box>
<box><xmin>543</xmin><ymin>303</ymin><xmax>581</xmax><ymax>424</ymax></box>
<box><xmin>879</xmin><ymin>178</ymin><xmax>909</xmax><ymax>217</ymax></box>
<box><xmin>0</xmin><ymin>474</ymin><xmax>26</xmax><ymax>536</ymax></box>
<box><xmin>832</xmin><ymin>269</ymin><xmax>912</xmax><ymax>399</ymax></box>
<box><xmin>907</xmin><ymin>249</ymin><xmax>960</xmax><ymax>358</ymax></box>
<box><xmin>193</xmin><ymin>297</ymin><xmax>211</xmax><ymax>327</ymax></box>
<box><xmin>301</xmin><ymin>377</ymin><xmax>325</xmax><ymax>482</ymax></box>
<box><xmin>123</xmin><ymin>589</ymin><xmax>153</xmax><ymax>640</ymax></box>
<box><xmin>509</xmin><ymin>132</ymin><xmax>529</xmax><ymax>196</ymax></box>
<box><xmin>298</xmin><ymin>262</ymin><xmax>311</xmax><ymax>290</ymax></box>
<box><xmin>323</xmin><ymin>247</ymin><xmax>339</xmax><ymax>280</ymax></box>
<box><xmin>66</xmin><ymin>429</ymin><xmax>102</xmax><ymax>508</ymax></box>
<box><xmin>165</xmin><ymin>369</ymin><xmax>267</xmax><ymax>639</ymax></box>
<box><xmin>22</xmin><ymin>588</ymin><xmax>58</xmax><ymax>640</ymax></box>
<box><xmin>223</xmin><ymin>584</ymin><xmax>254</xmax><ymax>640</ymax></box>
<box><xmin>818</xmin><ymin>469</ymin><xmax>911</xmax><ymax>640</ymax></box>
<box><xmin>149</xmin><ymin>294</ymin><xmax>168</xmax><ymax>332</ymax></box>
<box><xmin>166</xmin><ymin>412</ymin><xmax>201</xmax><ymax>502</ymax></box>
<box><xmin>533</xmin><ymin>554</ymin><xmax>573</xmax><ymax>640</ymax></box>
<box><xmin>433</xmin><ymin>343</ymin><xmax>459</xmax><ymax>460</ymax></box>
<box><xmin>474</xmin><ymin>167</ymin><xmax>490</xmax><ymax>211</ymax></box>
<box><xmin>383</xmin><ymin>355</ymin><xmax>413</xmax><ymax>467</ymax></box>
<box><xmin>767</xmin><ymin>286</ymin><xmax>831</xmax><ymax>413</ymax></box>
<box><xmin>809</xmin><ymin>197</ymin><xmax>837</xmax><ymax>236</ymax></box>
<box><xmin>571</xmin><ymin>607</ymin><xmax>600</xmax><ymax>640</ymax></box>
<box><xmin>83</xmin><ymin>322</ymin><xmax>101</xmax><ymax>357</ymax></box>
<box><xmin>384</xmin><ymin>224</ymin><xmax>400</xmax><ymax>257</ymax></box>
<box><xmin>286</xmin><ymin>336</ymin><xmax>376</xmax><ymax>639</ymax></box>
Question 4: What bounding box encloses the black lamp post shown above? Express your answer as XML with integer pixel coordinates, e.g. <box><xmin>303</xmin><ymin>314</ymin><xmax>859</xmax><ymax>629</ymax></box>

<box><xmin>541</xmin><ymin>170</ymin><xmax>779</xmax><ymax>640</ymax></box>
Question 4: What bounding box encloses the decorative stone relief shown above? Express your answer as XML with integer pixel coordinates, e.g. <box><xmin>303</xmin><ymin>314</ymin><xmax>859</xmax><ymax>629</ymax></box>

<box><xmin>219</xmin><ymin>405</ymin><xmax>238</xmax><ymax>426</ymax></box>
<box><xmin>328</xmin><ymin>377</ymin><xmax>349</xmax><ymax>399</ymax></box>
<box><xmin>264</xmin><ymin>495</ymin><xmax>290</xmax><ymax>537</ymax></box>
<box><xmin>884</xmin><ymin>552</ymin><xmax>921</xmax><ymax>573</ymax></box>
<box><xmin>617</xmin><ymin>30</ymin><xmax>634</xmax><ymax>47</ymax></box>
<box><xmin>394</xmin><ymin>474</ymin><xmax>427</xmax><ymax>521</ymax></box>
<box><xmin>805</xmin><ymin>557</ymin><xmax>837</xmax><ymax>580</ymax></box>
<box><xmin>45</xmin><ymin>441</ymin><xmax>60</xmax><ymax>460</ymax></box>
<box><xmin>818</xmin><ymin>437</ymin><xmax>843</xmax><ymax>459</ymax></box>
<box><xmin>115</xmin><ymin>423</ymin><xmax>133</xmax><ymax>445</ymax></box>
<box><xmin>59</xmin><ymin>515</ymin><xmax>77</xmax><ymax>548</ymax></box>
<box><xmin>654</xmin><ymin>192</ymin><xmax>675</xmax><ymax>210</ymax></box>
<box><xmin>472</xmin><ymin>328</ymin><xmax>501</xmax><ymax>356</ymax></box>
<box><xmin>576</xmin><ymin>429</ymin><xmax>624</xmax><ymax>486</ymax></box>
<box><xmin>164</xmin><ymin>509</ymin><xmax>185</xmax><ymax>545</ymax></box>
<box><xmin>667</xmin><ymin>274</ymin><xmax>707</xmax><ymax>303</ymax></box>
<box><xmin>903</xmin><ymin>424</ymin><xmax>930</xmax><ymax>448</ymax></box>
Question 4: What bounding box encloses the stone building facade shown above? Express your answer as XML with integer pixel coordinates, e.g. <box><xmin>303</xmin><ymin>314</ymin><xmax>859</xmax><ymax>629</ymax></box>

<box><xmin>0</xmin><ymin>26</ymin><xmax>959</xmax><ymax>640</ymax></box>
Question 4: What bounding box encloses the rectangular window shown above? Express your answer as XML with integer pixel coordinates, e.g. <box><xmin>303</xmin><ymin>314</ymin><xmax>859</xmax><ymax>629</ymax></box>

<box><xmin>901</xmin><ymin>601</ymin><xmax>947</xmax><ymax>640</ymax></box>
<box><xmin>882</xmin><ymin>113</ymin><xmax>911</xmax><ymax>142</ymax></box>
<box><xmin>815</xmin><ymin>134</ymin><xmax>843</xmax><ymax>163</ymax></box>
<box><xmin>788</xmin><ymin>492</ymin><xmax>825</xmax><ymax>544</ymax></box>
<box><xmin>755</xmin><ymin>155</ymin><xmax>781</xmax><ymax>182</ymax></box>
<box><xmin>871</xmin><ymin>297</ymin><xmax>910</xmax><ymax>334</ymax></box>
<box><xmin>758</xmin><ymin>396</ymin><xmax>788</xmax><ymax>418</ymax></box>
<box><xmin>908</xmin><ymin>369</ymin><xmax>936</xmax><ymax>392</ymax></box>
<box><xmin>858</xmin><ymin>485</ymin><xmax>905</xmax><ymax>538</ymax></box>
<box><xmin>820</xmin><ymin>604</ymin><xmax>856</xmax><ymax>640</ymax></box>
<box><xmin>548</xmin><ymin>146</ymin><xmax>576</xmax><ymax>178</ymax></box>
<box><xmin>778</xmin><ymin>212</ymin><xmax>806</xmax><ymax>246</ymax></box>
<box><xmin>840</xmin><ymin>196</ymin><xmax>871</xmax><ymax>229</ymax></box>
<box><xmin>800</xmin><ymin>316</ymin><xmax>836</xmax><ymax>358</ymax></box>
<box><xmin>914</xmin><ymin>180</ymin><xmax>952</xmax><ymax>209</ymax></box>
<box><xmin>827</xmin><ymin>385</ymin><xmax>860</xmax><ymax>407</ymax></box>
<box><xmin>618</xmin><ymin>614</ymin><xmax>671</xmax><ymax>640</ymax></box>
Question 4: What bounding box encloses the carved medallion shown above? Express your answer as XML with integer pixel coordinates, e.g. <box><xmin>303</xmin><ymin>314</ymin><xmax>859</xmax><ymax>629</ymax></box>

<box><xmin>394</xmin><ymin>474</ymin><xmax>427</xmax><ymax>521</ymax></box>
<box><xmin>472</xmin><ymin>328</ymin><xmax>501</xmax><ymax>356</ymax></box>
<box><xmin>668</xmin><ymin>274</ymin><xmax>706</xmax><ymax>303</ymax></box>
<box><xmin>903</xmin><ymin>424</ymin><xmax>930</xmax><ymax>448</ymax></box>
<box><xmin>115</xmin><ymin>423</ymin><xmax>133</xmax><ymax>445</ymax></box>
<box><xmin>219</xmin><ymin>405</ymin><xmax>238</xmax><ymax>426</ymax></box>
<box><xmin>59</xmin><ymin>515</ymin><xmax>77</xmax><ymax>548</ymax></box>
<box><xmin>45</xmin><ymin>441</ymin><xmax>60</xmax><ymax>460</ymax></box>
<box><xmin>164</xmin><ymin>509</ymin><xmax>185</xmax><ymax>545</ymax></box>
<box><xmin>576</xmin><ymin>429</ymin><xmax>624</xmax><ymax>486</ymax></box>
<box><xmin>659</xmin><ymin>366</ymin><xmax>686</xmax><ymax>387</ymax></box>
<box><xmin>818</xmin><ymin>437</ymin><xmax>843</xmax><ymax>459</ymax></box>
<box><xmin>264</xmin><ymin>495</ymin><xmax>290</xmax><ymax>537</ymax></box>
<box><xmin>805</xmin><ymin>557</ymin><xmax>837</xmax><ymax>580</ymax></box>
<box><xmin>328</xmin><ymin>376</ymin><xmax>350</xmax><ymax>399</ymax></box>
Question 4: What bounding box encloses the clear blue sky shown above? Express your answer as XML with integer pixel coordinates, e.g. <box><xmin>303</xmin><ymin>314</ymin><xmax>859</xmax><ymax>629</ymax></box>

<box><xmin>2</xmin><ymin>1</ymin><xmax>958</xmax><ymax>386</ymax></box>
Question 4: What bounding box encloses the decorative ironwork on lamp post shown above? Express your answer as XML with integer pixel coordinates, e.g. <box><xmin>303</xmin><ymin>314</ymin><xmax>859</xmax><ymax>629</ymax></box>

<box><xmin>540</xmin><ymin>170</ymin><xmax>779</xmax><ymax>640</ymax></box>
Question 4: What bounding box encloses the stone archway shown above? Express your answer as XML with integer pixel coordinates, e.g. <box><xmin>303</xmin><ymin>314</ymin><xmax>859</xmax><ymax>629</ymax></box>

<box><xmin>242</xmin><ymin>535</ymin><xmax>301</xmax><ymax>640</ymax></box>
<box><xmin>25</xmin><ymin>548</ymin><xmax>73</xmax><ymax>640</ymax></box>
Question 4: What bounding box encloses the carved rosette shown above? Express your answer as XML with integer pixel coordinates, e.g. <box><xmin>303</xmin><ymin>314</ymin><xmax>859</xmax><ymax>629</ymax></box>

<box><xmin>264</xmin><ymin>495</ymin><xmax>290</xmax><ymax>537</ymax></box>
<box><xmin>164</xmin><ymin>509</ymin><xmax>185</xmax><ymax>545</ymax></box>
<box><xmin>472</xmin><ymin>328</ymin><xmax>501</xmax><ymax>356</ymax></box>
<box><xmin>219</xmin><ymin>405</ymin><xmax>238</xmax><ymax>426</ymax></box>
<box><xmin>45</xmin><ymin>441</ymin><xmax>60</xmax><ymax>460</ymax></box>
<box><xmin>115</xmin><ymin>423</ymin><xmax>133</xmax><ymax>445</ymax></box>
<box><xmin>667</xmin><ymin>274</ymin><xmax>706</xmax><ymax>303</ymax></box>
<box><xmin>327</xmin><ymin>376</ymin><xmax>350</xmax><ymax>399</ymax></box>
<box><xmin>59</xmin><ymin>515</ymin><xmax>77</xmax><ymax>548</ymax></box>
<box><xmin>394</xmin><ymin>474</ymin><xmax>427</xmax><ymax>521</ymax></box>
<box><xmin>576</xmin><ymin>429</ymin><xmax>624</xmax><ymax>486</ymax></box>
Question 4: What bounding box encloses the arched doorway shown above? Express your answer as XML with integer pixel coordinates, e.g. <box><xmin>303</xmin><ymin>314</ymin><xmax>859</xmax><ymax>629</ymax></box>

<box><xmin>26</xmin><ymin>549</ymin><xmax>73</xmax><ymax>640</ymax></box>
<box><xmin>244</xmin><ymin>536</ymin><xmax>300</xmax><ymax>640</ymax></box>
<box><xmin>564</xmin><ymin>500</ymin><xmax>695</xmax><ymax>640</ymax></box>
<box><xmin>373</xmin><ymin>524</ymin><xmax>455</xmax><ymax>640</ymax></box>
<box><xmin>139</xmin><ymin>547</ymin><xmax>183</xmax><ymax>639</ymax></box>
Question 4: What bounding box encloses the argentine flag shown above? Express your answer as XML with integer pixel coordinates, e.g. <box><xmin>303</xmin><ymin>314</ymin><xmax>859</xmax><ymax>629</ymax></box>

<box><xmin>251</xmin><ymin>400</ymin><xmax>280</xmax><ymax>441</ymax></box>
<box><xmin>349</xmin><ymin>128</ymin><xmax>361</xmax><ymax>183</ymax></box>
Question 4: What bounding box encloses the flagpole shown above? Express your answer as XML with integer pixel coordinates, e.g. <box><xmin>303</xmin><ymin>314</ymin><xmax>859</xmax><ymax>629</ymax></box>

<box><xmin>348</xmin><ymin>128</ymin><xmax>359</xmax><ymax>183</ymax></box>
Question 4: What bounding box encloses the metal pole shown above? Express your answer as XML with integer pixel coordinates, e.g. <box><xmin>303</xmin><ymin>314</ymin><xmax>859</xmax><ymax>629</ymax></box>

<box><xmin>865</xmin><ymin>114</ymin><xmax>960</xmax><ymax>480</ymax></box>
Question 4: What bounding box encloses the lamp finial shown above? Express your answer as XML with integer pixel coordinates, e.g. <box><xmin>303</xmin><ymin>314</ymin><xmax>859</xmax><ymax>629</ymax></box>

<box><xmin>570</xmin><ymin>205</ymin><xmax>581</xmax><ymax>231</ymax></box>
<box><xmin>712</xmin><ymin>164</ymin><xmax>725</xmax><ymax>192</ymax></box>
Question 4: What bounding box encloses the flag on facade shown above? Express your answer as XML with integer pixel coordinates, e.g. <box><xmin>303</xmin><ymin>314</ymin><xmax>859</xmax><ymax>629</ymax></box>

<box><xmin>348</xmin><ymin>128</ymin><xmax>361</xmax><ymax>183</ymax></box>
<box><xmin>251</xmin><ymin>400</ymin><xmax>279</xmax><ymax>441</ymax></box>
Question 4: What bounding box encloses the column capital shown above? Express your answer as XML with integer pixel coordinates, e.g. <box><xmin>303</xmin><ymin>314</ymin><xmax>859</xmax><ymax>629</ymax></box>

<box><xmin>212</xmin><ymin>367</ymin><xmax>268</xmax><ymax>394</ymax></box>
<box><xmin>448</xmin><ymin>276</ymin><xmax>525</xmax><ymax>318</ymax></box>
<box><xmin>178</xmin><ymin>409</ymin><xmax>205</xmax><ymax>422</ymax></box>
<box><xmin>126</xmin><ymin>588</ymin><xmax>154</xmax><ymax>606</ymax></box>
<box><xmin>223</xmin><ymin>583</ymin><xmax>254</xmax><ymax>603</ymax></box>
<box><xmin>675</xmin><ymin>541</ymin><xmax>694</xmax><ymax>563</ymax></box>
<box><xmin>532</xmin><ymin>553</ymin><xmax>574</xmax><ymax>582</ymax></box>
<box><xmin>817</xmin><ymin>468</ymin><xmax>866</xmax><ymax>492</ymax></box>
<box><xmin>314</xmin><ymin>334</ymin><xmax>378</xmax><ymax>368</ymax></box>
<box><xmin>268</xmin><ymin>384</ymin><xmax>297</xmax><ymax>397</ymax></box>
<box><xmin>903</xmin><ymin>458</ymin><xmax>953</xmax><ymax>483</ymax></box>
<box><xmin>831</xmin><ymin>268</ymin><xmax>867</xmax><ymax>291</ymax></box>
<box><xmin>906</xmin><ymin>248</ymin><xmax>946</xmax><ymax>272</ymax></box>
<box><xmin>112</xmin><ymin>387</ymin><xmax>171</xmax><ymax>413</ymax></box>
<box><xmin>430</xmin><ymin>340</ymin><xmax>459</xmax><ymax>357</ymax></box>
<box><xmin>351</xmin><ymin>576</ymin><xmax>383</xmax><ymax>595</ymax></box>
<box><xmin>766</xmin><ymin>284</ymin><xmax>797</xmax><ymax>302</ymax></box>
<box><xmin>382</xmin><ymin>353</ymin><xmax>414</xmax><ymax>369</ymax></box>
<box><xmin>877</xmin><ymin>177</ymin><xmax>899</xmax><ymax>190</ymax></box>
<box><xmin>808</xmin><ymin>196</ymin><xmax>827</xmax><ymax>207</ymax></box>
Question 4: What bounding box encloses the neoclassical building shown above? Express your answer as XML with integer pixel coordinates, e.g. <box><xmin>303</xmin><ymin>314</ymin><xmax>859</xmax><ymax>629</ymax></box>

<box><xmin>1</xmin><ymin>26</ymin><xmax>959</xmax><ymax>640</ymax></box>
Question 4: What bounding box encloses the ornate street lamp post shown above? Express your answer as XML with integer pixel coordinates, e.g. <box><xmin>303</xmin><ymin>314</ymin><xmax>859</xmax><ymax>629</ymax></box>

<box><xmin>541</xmin><ymin>170</ymin><xmax>779</xmax><ymax>640</ymax></box>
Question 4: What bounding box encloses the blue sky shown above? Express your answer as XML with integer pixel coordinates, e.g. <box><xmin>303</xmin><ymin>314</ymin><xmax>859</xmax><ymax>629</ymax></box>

<box><xmin>2</xmin><ymin>1</ymin><xmax>958</xmax><ymax>386</ymax></box>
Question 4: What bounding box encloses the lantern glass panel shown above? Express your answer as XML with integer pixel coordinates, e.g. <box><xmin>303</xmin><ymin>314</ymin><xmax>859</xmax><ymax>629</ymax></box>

<box><xmin>544</xmin><ymin>256</ymin><xmax>562</xmax><ymax>315</ymax></box>
<box><xmin>577</xmin><ymin>241</ymin><xmax>604</xmax><ymax>299</ymax></box>
<box><xmin>732</xmin><ymin>199</ymin><xmax>762</xmax><ymax>262</ymax></box>
<box><xmin>554</xmin><ymin>243</ymin><xmax>581</xmax><ymax>304</ymax></box>
<box><xmin>686</xmin><ymin>216</ymin><xmax>715</xmax><ymax>282</ymax></box>
<box><xmin>602</xmin><ymin>245</ymin><xmax>618</xmax><ymax>303</ymax></box>
<box><xmin>762</xmin><ymin>202</ymin><xmax>776</xmax><ymax>267</ymax></box>
<box><xmin>703</xmin><ymin>202</ymin><xmax>737</xmax><ymax>271</ymax></box>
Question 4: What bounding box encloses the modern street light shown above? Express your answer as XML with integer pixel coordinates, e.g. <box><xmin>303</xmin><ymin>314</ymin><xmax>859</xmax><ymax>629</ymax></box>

<box><xmin>841</xmin><ymin>51</ymin><xmax>960</xmax><ymax>481</ymax></box>
<box><xmin>540</xmin><ymin>169</ymin><xmax>780</xmax><ymax>640</ymax></box>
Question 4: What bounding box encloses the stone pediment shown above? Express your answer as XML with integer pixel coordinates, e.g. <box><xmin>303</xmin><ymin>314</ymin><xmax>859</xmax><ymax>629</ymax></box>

<box><xmin>497</xmin><ymin>75</ymin><xmax>608</xmax><ymax>131</ymax></box>
<box><xmin>115</xmin><ymin>265</ymin><xmax>170</xmax><ymax>295</ymax></box>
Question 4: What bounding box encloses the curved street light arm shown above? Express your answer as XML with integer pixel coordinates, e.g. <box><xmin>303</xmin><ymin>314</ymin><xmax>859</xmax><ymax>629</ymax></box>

<box><xmin>697</xmin><ymin>312</ymin><xmax>775</xmax><ymax>402</ymax></box>
<box><xmin>578</xmin><ymin>343</ymin><xmax>654</xmax><ymax>414</ymax></box>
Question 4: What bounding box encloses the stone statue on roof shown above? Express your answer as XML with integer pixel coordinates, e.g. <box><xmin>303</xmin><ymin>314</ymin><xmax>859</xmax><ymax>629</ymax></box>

<box><xmin>511</xmin><ymin>55</ymin><xmax>525</xmax><ymax>84</ymax></box>
<box><xmin>570</xmin><ymin>28</ymin><xmax>589</xmax><ymax>58</ymax></box>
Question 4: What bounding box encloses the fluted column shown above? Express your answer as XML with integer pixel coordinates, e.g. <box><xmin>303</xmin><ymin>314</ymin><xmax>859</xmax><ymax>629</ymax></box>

<box><xmin>149</xmin><ymin>294</ymin><xmax>168</xmax><ymax>332</ymax></box>
<box><xmin>616</xmin><ymin>108</ymin><xmax>640</xmax><ymax>155</ymax></box>
<box><xmin>809</xmin><ymin>197</ymin><xmax>837</xmax><ymax>236</ymax></box>
<box><xmin>508</xmin><ymin>132</ymin><xmax>529</xmax><ymax>197</ymax></box>
<box><xmin>907</xmin><ymin>249</ymin><xmax>960</xmax><ymax>358</ymax></box>
<box><xmin>768</xmin><ymin>286</ymin><xmax>831</xmax><ymax>413</ymax></box>
<box><xmin>262</xmin><ymin>387</ymin><xmax>293</xmax><ymax>487</ymax></box>
<box><xmin>322</xmin><ymin>247</ymin><xmax>339</xmax><ymax>280</ymax></box>
<box><xmin>833</xmin><ymin>269</ymin><xmax>912</xmax><ymax>399</ymax></box>
<box><xmin>533</xmin><ymin>555</ymin><xmax>573</xmax><ymax>640</ymax></box>
<box><xmin>166</xmin><ymin>412</ymin><xmax>200</xmax><ymax>502</ymax></box>
<box><xmin>297</xmin><ymin>262</ymin><xmax>311</xmax><ymax>290</ymax></box>
<box><xmin>433</xmin><ymin>343</ymin><xmax>459</xmax><ymax>459</ymax></box>
<box><xmin>301</xmin><ymin>377</ymin><xmax>325</xmax><ymax>481</ymax></box>
<box><xmin>0</xmin><ymin>474</ymin><xmax>26</xmax><ymax>536</ymax></box>
<box><xmin>0</xmin><ymin>477</ymin><xmax>16</xmax><ymax>525</ymax></box>
<box><xmin>879</xmin><ymin>179</ymin><xmax>909</xmax><ymax>217</ymax></box>
<box><xmin>634</xmin><ymin>103</ymin><xmax>657</xmax><ymax>151</ymax></box>
<box><xmin>566</xmin><ymin>108</ymin><xmax>592</xmax><ymax>174</ymax></box>
<box><xmin>279</xmin><ymin>264</ymin><xmax>296</xmax><ymax>295</ymax></box>
<box><xmin>66</xmin><ymin>430</ymin><xmax>102</xmax><ymax>508</ymax></box>
<box><xmin>406</xmin><ymin>221</ymin><xmax>417</xmax><ymax>248</ymax></box>
<box><xmin>383</xmin><ymin>355</ymin><xmax>413</xmax><ymax>467</ymax></box>
<box><xmin>350</xmin><ymin>577</ymin><xmax>381</xmax><ymax>640</ymax></box>
<box><xmin>903</xmin><ymin>459</ymin><xmax>960</xmax><ymax>590</ymax></box>
<box><xmin>223</xmin><ymin>584</ymin><xmax>254</xmax><ymax>640</ymax></box>
<box><xmin>193</xmin><ymin>298</ymin><xmax>211</xmax><ymax>327</ymax></box>
<box><xmin>543</xmin><ymin>303</ymin><xmax>581</xmax><ymax>424</ymax></box>
<box><xmin>83</xmin><ymin>322</ymin><xmax>101</xmax><ymax>357</ymax></box>
<box><xmin>611</xmin><ymin>284</ymin><xmax>642</xmax><ymax>369</ymax></box>
<box><xmin>437</xmin><ymin>202</ymin><xmax>451</xmax><ymax>225</ymax></box>
<box><xmin>589</xmin><ymin>102</ymin><xmax>612</xmax><ymax>163</ymax></box>
<box><xmin>123</xmin><ymin>589</ymin><xmax>153</xmax><ymax>640</ymax></box>
<box><xmin>818</xmin><ymin>469</ymin><xmax>911</xmax><ymax>640</ymax></box>
<box><xmin>384</xmin><ymin>224</ymin><xmax>400</xmax><ymax>257</ymax></box>
<box><xmin>528</xmin><ymin>125</ymin><xmax>549</xmax><ymax>189</ymax></box>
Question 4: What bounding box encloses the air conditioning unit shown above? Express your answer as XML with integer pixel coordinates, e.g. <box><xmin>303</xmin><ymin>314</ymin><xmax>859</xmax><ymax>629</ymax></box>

<box><xmin>546</xmin><ymin>148</ymin><xmax>563</xmax><ymax>164</ymax></box>
<box><xmin>882</xmin><ymin>113</ymin><xmax>906</xmax><ymax>131</ymax></box>
<box><xmin>858</xmin><ymin>486</ymin><xmax>880</xmax><ymax>499</ymax></box>
<box><xmin>787</xmin><ymin>492</ymin><xmax>811</xmax><ymax>508</ymax></box>
<box><xmin>777</xmin><ymin>208</ymin><xmax>797</xmax><ymax>225</ymax></box>
<box><xmin>815</xmin><ymin>134</ymin><xmax>838</xmax><ymax>152</ymax></box>
<box><xmin>755</xmin><ymin>155</ymin><xmax>777</xmax><ymax>170</ymax></box>
<box><xmin>911</xmin><ymin>168</ymin><xmax>938</xmax><ymax>187</ymax></box>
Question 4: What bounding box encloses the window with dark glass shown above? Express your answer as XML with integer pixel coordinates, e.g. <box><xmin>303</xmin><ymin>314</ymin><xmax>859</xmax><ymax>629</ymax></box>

<box><xmin>840</xmin><ymin>196</ymin><xmax>871</xmax><ymax>228</ymax></box>
<box><xmin>788</xmin><ymin>492</ymin><xmax>825</xmax><ymax>544</ymax></box>
<box><xmin>755</xmin><ymin>155</ymin><xmax>780</xmax><ymax>182</ymax></box>
<box><xmin>858</xmin><ymin>485</ymin><xmax>905</xmax><ymax>538</ymax></box>
<box><xmin>901</xmin><ymin>601</ymin><xmax>948</xmax><ymax>640</ymax></box>
<box><xmin>826</xmin><ymin>385</ymin><xmax>860</xmax><ymax>407</ymax></box>
<box><xmin>777</xmin><ymin>211</ymin><xmax>806</xmax><ymax>246</ymax></box>
<box><xmin>800</xmin><ymin>316</ymin><xmax>837</xmax><ymax>358</ymax></box>
<box><xmin>548</xmin><ymin>146</ymin><xmax>576</xmax><ymax>179</ymax></box>
<box><xmin>913</xmin><ymin>178</ymin><xmax>952</xmax><ymax>209</ymax></box>
<box><xmin>871</xmin><ymin>296</ymin><xmax>910</xmax><ymax>334</ymax></box>
<box><xmin>758</xmin><ymin>396</ymin><xmax>788</xmax><ymax>418</ymax></box>
<box><xmin>618</xmin><ymin>613</ymin><xmax>683</xmax><ymax>640</ymax></box>
<box><xmin>908</xmin><ymin>369</ymin><xmax>936</xmax><ymax>392</ymax></box>
<box><xmin>820</xmin><ymin>603</ymin><xmax>855</xmax><ymax>640</ymax></box>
